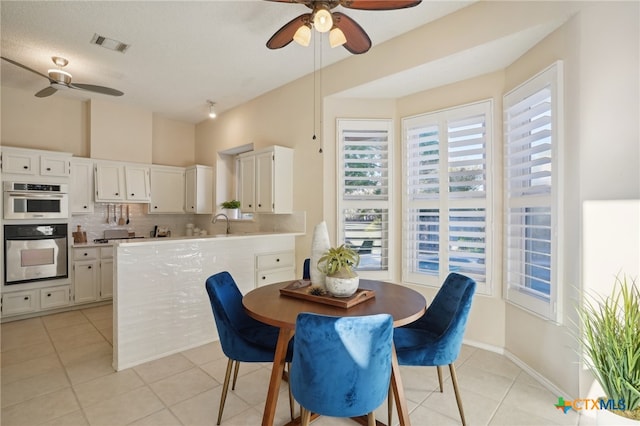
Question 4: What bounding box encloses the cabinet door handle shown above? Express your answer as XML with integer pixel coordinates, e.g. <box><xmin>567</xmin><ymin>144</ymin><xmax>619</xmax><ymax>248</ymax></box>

<box><xmin>154</xmin><ymin>206</ymin><xmax>158</xmax><ymax>209</ymax></box>
<box><xmin>46</xmin><ymin>167</ymin><xmax>51</xmax><ymax>171</ymax></box>
<box><xmin>115</xmin><ymin>192</ymin><xmax>119</xmax><ymax>196</ymax></box>
<box><xmin>131</xmin><ymin>193</ymin><xmax>135</xmax><ymax>197</ymax></box>
<box><xmin>47</xmin><ymin>293</ymin><xmax>52</xmax><ymax>297</ymax></box>
<box><xmin>83</xmin><ymin>205</ymin><xmax>88</xmax><ymax>209</ymax></box>
<box><xmin>24</xmin><ymin>296</ymin><xmax>30</xmax><ymax>300</ymax></box>
<box><xmin>258</xmin><ymin>204</ymin><xmax>262</xmax><ymax>207</ymax></box>
<box><xmin>262</xmin><ymin>276</ymin><xmax>266</xmax><ymax>280</ymax></box>
<box><xmin>23</xmin><ymin>165</ymin><xmax>28</xmax><ymax>169</ymax></box>
<box><xmin>84</xmin><ymin>252</ymin><xmax>88</xmax><ymax>256</ymax></box>
<box><xmin>88</xmin><ymin>266</ymin><xmax>92</xmax><ymax>269</ymax></box>
<box><xmin>276</xmin><ymin>258</ymin><xmax>280</xmax><ymax>262</ymax></box>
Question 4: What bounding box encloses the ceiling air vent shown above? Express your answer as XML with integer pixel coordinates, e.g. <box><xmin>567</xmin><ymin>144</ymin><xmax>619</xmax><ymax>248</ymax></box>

<box><xmin>90</xmin><ymin>33</ymin><xmax>130</xmax><ymax>53</ymax></box>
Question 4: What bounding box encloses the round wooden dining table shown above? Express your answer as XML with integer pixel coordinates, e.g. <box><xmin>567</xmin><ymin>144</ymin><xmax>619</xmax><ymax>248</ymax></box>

<box><xmin>243</xmin><ymin>279</ymin><xmax>427</xmax><ymax>426</ymax></box>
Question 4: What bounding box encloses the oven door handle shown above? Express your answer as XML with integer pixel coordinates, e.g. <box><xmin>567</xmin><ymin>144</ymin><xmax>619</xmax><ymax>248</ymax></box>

<box><xmin>5</xmin><ymin>235</ymin><xmax>67</xmax><ymax>241</ymax></box>
<box><xmin>6</xmin><ymin>192</ymin><xmax>66</xmax><ymax>198</ymax></box>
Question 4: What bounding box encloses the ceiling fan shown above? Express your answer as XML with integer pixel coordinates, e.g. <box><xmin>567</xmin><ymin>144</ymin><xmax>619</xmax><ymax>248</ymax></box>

<box><xmin>0</xmin><ymin>56</ymin><xmax>124</xmax><ymax>98</ymax></box>
<box><xmin>265</xmin><ymin>0</ymin><xmax>422</xmax><ymax>54</ymax></box>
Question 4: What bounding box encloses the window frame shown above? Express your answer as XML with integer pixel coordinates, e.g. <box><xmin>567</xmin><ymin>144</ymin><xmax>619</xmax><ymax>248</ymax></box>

<box><xmin>401</xmin><ymin>100</ymin><xmax>493</xmax><ymax>295</ymax></box>
<box><xmin>336</xmin><ymin>118</ymin><xmax>394</xmax><ymax>281</ymax></box>
<box><xmin>503</xmin><ymin>61</ymin><xmax>564</xmax><ymax>323</ymax></box>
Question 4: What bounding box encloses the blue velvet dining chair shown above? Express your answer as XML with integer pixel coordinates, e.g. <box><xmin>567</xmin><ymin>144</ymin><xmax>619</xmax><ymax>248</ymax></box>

<box><xmin>205</xmin><ymin>271</ymin><xmax>294</xmax><ymax>425</ymax></box>
<box><xmin>391</xmin><ymin>272</ymin><xmax>476</xmax><ymax>426</ymax></box>
<box><xmin>290</xmin><ymin>313</ymin><xmax>393</xmax><ymax>426</ymax></box>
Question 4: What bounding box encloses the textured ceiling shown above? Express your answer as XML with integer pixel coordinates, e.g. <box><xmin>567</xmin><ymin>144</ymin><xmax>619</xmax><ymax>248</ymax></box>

<box><xmin>1</xmin><ymin>1</ymin><xmax>476</xmax><ymax>123</ymax></box>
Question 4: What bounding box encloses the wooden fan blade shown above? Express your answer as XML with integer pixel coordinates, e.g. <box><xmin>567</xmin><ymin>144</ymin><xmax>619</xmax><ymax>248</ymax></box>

<box><xmin>35</xmin><ymin>86</ymin><xmax>57</xmax><ymax>98</ymax></box>
<box><xmin>266</xmin><ymin>13</ymin><xmax>311</xmax><ymax>49</ymax></box>
<box><xmin>1</xmin><ymin>56</ymin><xmax>52</xmax><ymax>81</ymax></box>
<box><xmin>70</xmin><ymin>83</ymin><xmax>124</xmax><ymax>96</ymax></box>
<box><xmin>340</xmin><ymin>0</ymin><xmax>421</xmax><ymax>10</ymax></box>
<box><xmin>333</xmin><ymin>12</ymin><xmax>371</xmax><ymax>54</ymax></box>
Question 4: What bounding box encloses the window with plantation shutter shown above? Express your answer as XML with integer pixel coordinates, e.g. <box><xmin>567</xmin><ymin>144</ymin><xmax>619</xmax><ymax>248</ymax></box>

<box><xmin>337</xmin><ymin>119</ymin><xmax>393</xmax><ymax>279</ymax></box>
<box><xmin>403</xmin><ymin>100</ymin><xmax>492</xmax><ymax>294</ymax></box>
<box><xmin>504</xmin><ymin>62</ymin><xmax>563</xmax><ymax>323</ymax></box>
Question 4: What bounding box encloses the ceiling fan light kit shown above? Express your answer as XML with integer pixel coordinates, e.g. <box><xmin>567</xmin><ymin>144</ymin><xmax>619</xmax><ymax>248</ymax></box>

<box><xmin>265</xmin><ymin>0</ymin><xmax>422</xmax><ymax>54</ymax></box>
<box><xmin>313</xmin><ymin>5</ymin><xmax>333</xmax><ymax>32</ymax></box>
<box><xmin>0</xmin><ymin>55</ymin><xmax>123</xmax><ymax>98</ymax></box>
<box><xmin>294</xmin><ymin>24</ymin><xmax>312</xmax><ymax>46</ymax></box>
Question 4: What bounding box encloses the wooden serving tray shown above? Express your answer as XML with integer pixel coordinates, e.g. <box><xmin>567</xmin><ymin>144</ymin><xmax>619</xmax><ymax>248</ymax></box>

<box><xmin>279</xmin><ymin>280</ymin><xmax>375</xmax><ymax>308</ymax></box>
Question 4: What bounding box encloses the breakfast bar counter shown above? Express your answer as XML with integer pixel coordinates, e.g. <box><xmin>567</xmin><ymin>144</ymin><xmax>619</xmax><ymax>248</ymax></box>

<box><xmin>111</xmin><ymin>232</ymin><xmax>301</xmax><ymax>370</ymax></box>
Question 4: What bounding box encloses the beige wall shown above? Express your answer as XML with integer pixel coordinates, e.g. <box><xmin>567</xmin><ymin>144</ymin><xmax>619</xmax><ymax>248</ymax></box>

<box><xmin>152</xmin><ymin>115</ymin><xmax>195</xmax><ymax>166</ymax></box>
<box><xmin>1</xmin><ymin>86</ymin><xmax>89</xmax><ymax>155</ymax></box>
<box><xmin>89</xmin><ymin>99</ymin><xmax>152</xmax><ymax>163</ymax></box>
<box><xmin>1</xmin><ymin>87</ymin><xmax>196</xmax><ymax>165</ymax></box>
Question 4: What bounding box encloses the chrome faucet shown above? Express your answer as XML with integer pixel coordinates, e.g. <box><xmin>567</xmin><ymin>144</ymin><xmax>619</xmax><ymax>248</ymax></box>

<box><xmin>212</xmin><ymin>213</ymin><xmax>230</xmax><ymax>234</ymax></box>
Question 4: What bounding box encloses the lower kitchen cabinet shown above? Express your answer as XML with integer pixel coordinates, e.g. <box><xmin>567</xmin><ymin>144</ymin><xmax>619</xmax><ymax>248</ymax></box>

<box><xmin>1</xmin><ymin>285</ymin><xmax>71</xmax><ymax>318</ymax></box>
<box><xmin>256</xmin><ymin>251</ymin><xmax>295</xmax><ymax>287</ymax></box>
<box><xmin>73</xmin><ymin>246</ymin><xmax>113</xmax><ymax>304</ymax></box>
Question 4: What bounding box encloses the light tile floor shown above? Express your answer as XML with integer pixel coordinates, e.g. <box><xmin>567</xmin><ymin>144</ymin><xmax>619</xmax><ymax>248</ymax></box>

<box><xmin>1</xmin><ymin>305</ymin><xmax>582</xmax><ymax>426</ymax></box>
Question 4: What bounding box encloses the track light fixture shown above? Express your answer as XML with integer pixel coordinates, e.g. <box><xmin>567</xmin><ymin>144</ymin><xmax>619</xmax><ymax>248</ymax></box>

<box><xmin>207</xmin><ymin>100</ymin><xmax>217</xmax><ymax>119</ymax></box>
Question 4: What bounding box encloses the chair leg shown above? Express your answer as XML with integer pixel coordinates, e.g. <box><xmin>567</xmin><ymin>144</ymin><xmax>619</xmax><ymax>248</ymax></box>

<box><xmin>449</xmin><ymin>363</ymin><xmax>466</xmax><ymax>426</ymax></box>
<box><xmin>367</xmin><ymin>412</ymin><xmax>376</xmax><ymax>426</ymax></box>
<box><xmin>387</xmin><ymin>383</ymin><xmax>393</xmax><ymax>426</ymax></box>
<box><xmin>287</xmin><ymin>362</ymin><xmax>294</xmax><ymax>421</ymax></box>
<box><xmin>300</xmin><ymin>407</ymin><xmax>312</xmax><ymax>426</ymax></box>
<box><xmin>231</xmin><ymin>359</ymin><xmax>240</xmax><ymax>390</ymax></box>
<box><xmin>217</xmin><ymin>358</ymin><xmax>234</xmax><ymax>425</ymax></box>
<box><xmin>436</xmin><ymin>365</ymin><xmax>444</xmax><ymax>392</ymax></box>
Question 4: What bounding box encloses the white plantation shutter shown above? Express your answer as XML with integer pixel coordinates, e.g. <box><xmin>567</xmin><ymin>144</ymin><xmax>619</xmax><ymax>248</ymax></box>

<box><xmin>406</xmin><ymin>123</ymin><xmax>439</xmax><ymax>198</ymax></box>
<box><xmin>504</xmin><ymin>62</ymin><xmax>563</xmax><ymax>323</ymax></box>
<box><xmin>338</xmin><ymin>119</ymin><xmax>393</xmax><ymax>278</ymax></box>
<box><xmin>403</xmin><ymin>100</ymin><xmax>492</xmax><ymax>294</ymax></box>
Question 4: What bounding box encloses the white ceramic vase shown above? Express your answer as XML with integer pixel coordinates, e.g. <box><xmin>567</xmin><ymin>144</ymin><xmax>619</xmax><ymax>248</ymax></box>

<box><xmin>310</xmin><ymin>221</ymin><xmax>331</xmax><ymax>286</ymax></box>
<box><xmin>325</xmin><ymin>275</ymin><xmax>360</xmax><ymax>298</ymax></box>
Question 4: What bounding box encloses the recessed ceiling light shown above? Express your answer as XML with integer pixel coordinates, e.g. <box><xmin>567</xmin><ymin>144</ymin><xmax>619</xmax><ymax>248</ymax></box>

<box><xmin>90</xmin><ymin>33</ymin><xmax>130</xmax><ymax>53</ymax></box>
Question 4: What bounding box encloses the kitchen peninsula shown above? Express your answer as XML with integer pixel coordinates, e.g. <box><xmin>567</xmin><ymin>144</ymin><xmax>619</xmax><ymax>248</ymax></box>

<box><xmin>112</xmin><ymin>231</ymin><xmax>301</xmax><ymax>370</ymax></box>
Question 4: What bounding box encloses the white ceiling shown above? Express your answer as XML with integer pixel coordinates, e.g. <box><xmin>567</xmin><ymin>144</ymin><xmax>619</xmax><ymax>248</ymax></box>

<box><xmin>1</xmin><ymin>1</ymin><xmax>562</xmax><ymax>124</ymax></box>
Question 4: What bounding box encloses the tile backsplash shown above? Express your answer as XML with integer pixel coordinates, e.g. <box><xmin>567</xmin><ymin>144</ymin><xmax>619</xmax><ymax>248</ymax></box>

<box><xmin>71</xmin><ymin>204</ymin><xmax>306</xmax><ymax>242</ymax></box>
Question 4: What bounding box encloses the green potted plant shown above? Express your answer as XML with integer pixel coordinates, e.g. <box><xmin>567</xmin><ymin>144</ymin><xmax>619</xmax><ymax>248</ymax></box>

<box><xmin>221</xmin><ymin>200</ymin><xmax>241</xmax><ymax>219</ymax></box>
<box><xmin>578</xmin><ymin>274</ymin><xmax>640</xmax><ymax>423</ymax></box>
<box><xmin>317</xmin><ymin>244</ymin><xmax>360</xmax><ymax>297</ymax></box>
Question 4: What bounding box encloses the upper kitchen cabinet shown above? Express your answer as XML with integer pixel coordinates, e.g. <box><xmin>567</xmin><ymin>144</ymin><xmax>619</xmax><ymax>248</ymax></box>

<box><xmin>185</xmin><ymin>165</ymin><xmax>213</xmax><ymax>214</ymax></box>
<box><xmin>238</xmin><ymin>146</ymin><xmax>293</xmax><ymax>214</ymax></box>
<box><xmin>149</xmin><ymin>165</ymin><xmax>185</xmax><ymax>214</ymax></box>
<box><xmin>70</xmin><ymin>158</ymin><xmax>94</xmax><ymax>214</ymax></box>
<box><xmin>95</xmin><ymin>161</ymin><xmax>151</xmax><ymax>203</ymax></box>
<box><xmin>1</xmin><ymin>146</ymin><xmax>71</xmax><ymax>178</ymax></box>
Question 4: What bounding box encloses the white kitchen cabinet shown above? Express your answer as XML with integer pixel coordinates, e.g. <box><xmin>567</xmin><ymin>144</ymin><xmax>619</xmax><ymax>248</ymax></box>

<box><xmin>239</xmin><ymin>155</ymin><xmax>256</xmax><ymax>212</ymax></box>
<box><xmin>95</xmin><ymin>162</ymin><xmax>151</xmax><ymax>203</ymax></box>
<box><xmin>1</xmin><ymin>285</ymin><xmax>71</xmax><ymax>318</ymax></box>
<box><xmin>124</xmin><ymin>165</ymin><xmax>151</xmax><ymax>202</ymax></box>
<box><xmin>185</xmin><ymin>165</ymin><xmax>213</xmax><ymax>214</ymax></box>
<box><xmin>238</xmin><ymin>146</ymin><xmax>293</xmax><ymax>214</ymax></box>
<box><xmin>1</xmin><ymin>290</ymin><xmax>38</xmax><ymax>316</ymax></box>
<box><xmin>255</xmin><ymin>251</ymin><xmax>295</xmax><ymax>287</ymax></box>
<box><xmin>40</xmin><ymin>156</ymin><xmax>70</xmax><ymax>177</ymax></box>
<box><xmin>95</xmin><ymin>163</ymin><xmax>124</xmax><ymax>201</ymax></box>
<box><xmin>73</xmin><ymin>246</ymin><xmax>113</xmax><ymax>304</ymax></box>
<box><xmin>40</xmin><ymin>287</ymin><xmax>70</xmax><ymax>310</ymax></box>
<box><xmin>73</xmin><ymin>246</ymin><xmax>99</xmax><ymax>304</ymax></box>
<box><xmin>1</xmin><ymin>146</ymin><xmax>71</xmax><ymax>177</ymax></box>
<box><xmin>99</xmin><ymin>247</ymin><xmax>113</xmax><ymax>299</ymax></box>
<box><xmin>70</xmin><ymin>158</ymin><xmax>95</xmax><ymax>214</ymax></box>
<box><xmin>149</xmin><ymin>165</ymin><xmax>185</xmax><ymax>213</ymax></box>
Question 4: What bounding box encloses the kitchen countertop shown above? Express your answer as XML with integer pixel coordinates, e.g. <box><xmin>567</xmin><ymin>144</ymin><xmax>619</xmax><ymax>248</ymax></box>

<box><xmin>110</xmin><ymin>231</ymin><xmax>304</xmax><ymax>247</ymax></box>
<box><xmin>72</xmin><ymin>231</ymin><xmax>303</xmax><ymax>249</ymax></box>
